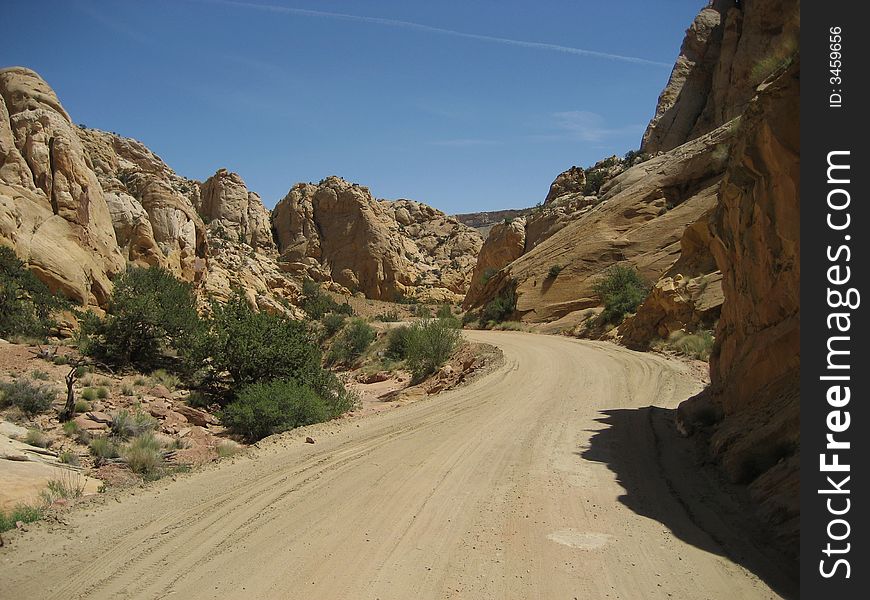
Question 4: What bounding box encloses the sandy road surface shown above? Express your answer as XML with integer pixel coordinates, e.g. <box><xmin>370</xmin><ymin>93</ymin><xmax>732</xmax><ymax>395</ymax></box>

<box><xmin>0</xmin><ymin>331</ymin><xmax>781</xmax><ymax>599</ymax></box>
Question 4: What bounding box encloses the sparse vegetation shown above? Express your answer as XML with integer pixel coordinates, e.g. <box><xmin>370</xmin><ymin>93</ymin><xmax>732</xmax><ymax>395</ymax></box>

<box><xmin>373</xmin><ymin>310</ymin><xmax>401</xmax><ymax>322</ymax></box>
<box><xmin>583</xmin><ymin>169</ymin><xmax>608</xmax><ymax>195</ymax></box>
<box><xmin>40</xmin><ymin>472</ymin><xmax>86</xmax><ymax>504</ymax></box>
<box><xmin>593</xmin><ymin>265</ymin><xmax>649</xmax><ymax>324</ymax></box>
<box><xmin>111</xmin><ymin>408</ymin><xmax>156</xmax><ymax>440</ymax></box>
<box><xmin>74</xmin><ymin>399</ymin><xmax>91</xmax><ymax>413</ymax></box>
<box><xmin>654</xmin><ymin>330</ymin><xmax>715</xmax><ymax>361</ymax></box>
<box><xmin>385</xmin><ymin>325</ymin><xmax>413</xmax><ymax>360</ymax></box>
<box><xmin>30</xmin><ymin>370</ymin><xmax>50</xmax><ymax>381</ymax></box>
<box><xmin>320</xmin><ymin>312</ymin><xmax>347</xmax><ymax>338</ymax></box>
<box><xmin>121</xmin><ymin>433</ymin><xmax>165</xmax><ymax>479</ymax></box>
<box><xmin>81</xmin><ymin>387</ymin><xmax>97</xmax><ymax>402</ymax></box>
<box><xmin>0</xmin><ymin>380</ymin><xmax>55</xmax><ymax>416</ymax></box>
<box><xmin>547</xmin><ymin>264</ymin><xmax>564</xmax><ymax>279</ymax></box>
<box><xmin>0</xmin><ymin>503</ymin><xmax>43</xmax><ymax>533</ymax></box>
<box><xmin>89</xmin><ymin>436</ymin><xmax>121</xmax><ymax>463</ymax></box>
<box><xmin>24</xmin><ymin>428</ymin><xmax>50</xmax><ymax>448</ymax></box>
<box><xmin>301</xmin><ymin>279</ymin><xmax>353</xmax><ymax>319</ymax></box>
<box><xmin>59</xmin><ymin>450</ymin><xmax>80</xmax><ymax>466</ymax></box>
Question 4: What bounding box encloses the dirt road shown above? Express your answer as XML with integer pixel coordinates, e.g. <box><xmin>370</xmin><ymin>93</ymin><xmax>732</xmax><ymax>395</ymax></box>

<box><xmin>0</xmin><ymin>331</ymin><xmax>783</xmax><ymax>599</ymax></box>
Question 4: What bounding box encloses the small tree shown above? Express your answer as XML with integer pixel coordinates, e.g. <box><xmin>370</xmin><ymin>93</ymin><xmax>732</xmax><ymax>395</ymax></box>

<box><xmin>593</xmin><ymin>265</ymin><xmax>649</xmax><ymax>324</ymax></box>
<box><xmin>0</xmin><ymin>247</ymin><xmax>68</xmax><ymax>338</ymax></box>
<box><xmin>405</xmin><ymin>319</ymin><xmax>461</xmax><ymax>382</ymax></box>
<box><xmin>222</xmin><ymin>379</ymin><xmax>333</xmax><ymax>441</ymax></box>
<box><xmin>79</xmin><ymin>266</ymin><xmax>201</xmax><ymax>367</ymax></box>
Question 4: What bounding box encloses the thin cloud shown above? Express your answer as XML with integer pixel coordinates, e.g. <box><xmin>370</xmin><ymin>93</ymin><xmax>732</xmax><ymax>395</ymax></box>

<box><xmin>531</xmin><ymin>110</ymin><xmax>644</xmax><ymax>143</ymax></box>
<box><xmin>190</xmin><ymin>0</ymin><xmax>672</xmax><ymax>68</ymax></box>
<box><xmin>429</xmin><ymin>138</ymin><xmax>500</xmax><ymax>147</ymax></box>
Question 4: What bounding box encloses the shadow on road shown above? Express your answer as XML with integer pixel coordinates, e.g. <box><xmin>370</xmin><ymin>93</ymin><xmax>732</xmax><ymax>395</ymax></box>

<box><xmin>580</xmin><ymin>406</ymin><xmax>798</xmax><ymax>599</ymax></box>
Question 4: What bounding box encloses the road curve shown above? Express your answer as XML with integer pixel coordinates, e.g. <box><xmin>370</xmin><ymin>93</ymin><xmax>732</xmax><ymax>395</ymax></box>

<box><xmin>0</xmin><ymin>331</ymin><xmax>780</xmax><ymax>599</ymax></box>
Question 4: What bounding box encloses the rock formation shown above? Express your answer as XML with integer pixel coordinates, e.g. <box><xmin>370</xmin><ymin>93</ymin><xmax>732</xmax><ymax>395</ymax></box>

<box><xmin>198</xmin><ymin>168</ymin><xmax>275</xmax><ymax>252</ymax></box>
<box><xmin>0</xmin><ymin>67</ymin><xmax>125</xmax><ymax>306</ymax></box>
<box><xmin>680</xmin><ymin>59</ymin><xmax>800</xmax><ymax>545</ymax></box>
<box><xmin>273</xmin><ymin>176</ymin><xmax>481</xmax><ymax>303</ymax></box>
<box><xmin>463</xmin><ymin>218</ymin><xmax>525</xmax><ymax>308</ymax></box>
<box><xmin>642</xmin><ymin>0</ymin><xmax>800</xmax><ymax>153</ymax></box>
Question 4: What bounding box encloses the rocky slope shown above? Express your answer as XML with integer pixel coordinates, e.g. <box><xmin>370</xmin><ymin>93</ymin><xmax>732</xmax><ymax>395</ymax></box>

<box><xmin>1</xmin><ymin>67</ymin><xmax>480</xmax><ymax>313</ymax></box>
<box><xmin>272</xmin><ymin>176</ymin><xmax>481</xmax><ymax>304</ymax></box>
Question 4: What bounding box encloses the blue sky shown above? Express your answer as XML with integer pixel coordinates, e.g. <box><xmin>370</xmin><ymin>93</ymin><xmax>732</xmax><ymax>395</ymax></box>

<box><xmin>5</xmin><ymin>1</ymin><xmax>700</xmax><ymax>213</ymax></box>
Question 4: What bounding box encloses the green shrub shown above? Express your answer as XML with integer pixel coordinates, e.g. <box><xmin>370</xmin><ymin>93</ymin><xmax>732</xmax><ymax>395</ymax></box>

<box><xmin>25</xmin><ymin>428</ymin><xmax>50</xmax><ymax>448</ymax></box>
<box><xmin>30</xmin><ymin>370</ymin><xmax>50</xmax><ymax>381</ymax></box>
<box><xmin>74</xmin><ymin>399</ymin><xmax>91</xmax><ymax>413</ymax></box>
<box><xmin>58</xmin><ymin>450</ymin><xmax>80</xmax><ymax>466</ymax></box>
<box><xmin>320</xmin><ymin>313</ymin><xmax>347</xmax><ymax>338</ymax></box>
<box><xmin>0</xmin><ymin>503</ymin><xmax>43</xmax><ymax>533</ymax></box>
<box><xmin>415</xmin><ymin>305</ymin><xmax>432</xmax><ymax>319</ymax></box>
<box><xmin>436</xmin><ymin>305</ymin><xmax>454</xmax><ymax>319</ymax></box>
<box><xmin>0</xmin><ymin>246</ymin><xmax>68</xmax><ymax>338</ymax></box>
<box><xmin>216</xmin><ymin>440</ymin><xmax>240</xmax><ymax>457</ymax></box>
<box><xmin>660</xmin><ymin>330</ymin><xmax>715</xmax><ymax>361</ymax></box>
<box><xmin>62</xmin><ymin>420</ymin><xmax>90</xmax><ymax>444</ymax></box>
<box><xmin>96</xmin><ymin>387</ymin><xmax>109</xmax><ymax>399</ymax></box>
<box><xmin>583</xmin><ymin>169</ymin><xmax>607</xmax><ymax>195</ymax></box>
<box><xmin>121</xmin><ymin>385</ymin><xmax>134</xmax><ymax>396</ymax></box>
<box><xmin>122</xmin><ymin>434</ymin><xmax>164</xmax><ymax>478</ymax></box>
<box><xmin>222</xmin><ymin>379</ymin><xmax>334</xmax><ymax>441</ymax></box>
<box><xmin>593</xmin><ymin>265</ymin><xmax>649</xmax><ymax>324</ymax></box>
<box><xmin>78</xmin><ymin>266</ymin><xmax>201</xmax><ymax>367</ymax></box>
<box><xmin>461</xmin><ymin>311</ymin><xmax>479</xmax><ymax>328</ymax></box>
<box><xmin>301</xmin><ymin>280</ymin><xmax>353</xmax><ymax>319</ymax></box>
<box><xmin>40</xmin><ymin>472</ymin><xmax>86</xmax><ymax>503</ymax></box>
<box><xmin>480</xmin><ymin>288</ymin><xmax>517</xmax><ymax>325</ymax></box>
<box><xmin>327</xmin><ymin>319</ymin><xmax>376</xmax><ymax>366</ymax></box>
<box><xmin>111</xmin><ymin>409</ymin><xmax>156</xmax><ymax>440</ymax></box>
<box><xmin>385</xmin><ymin>326</ymin><xmax>413</xmax><ymax>360</ymax></box>
<box><xmin>81</xmin><ymin>388</ymin><xmax>97</xmax><ymax>402</ymax></box>
<box><xmin>89</xmin><ymin>436</ymin><xmax>120</xmax><ymax>463</ymax></box>
<box><xmin>547</xmin><ymin>264</ymin><xmax>564</xmax><ymax>279</ymax></box>
<box><xmin>0</xmin><ymin>380</ymin><xmax>55</xmax><ymax>416</ymax></box>
<box><xmin>149</xmin><ymin>369</ymin><xmax>180</xmax><ymax>390</ymax></box>
<box><xmin>405</xmin><ymin>319</ymin><xmax>461</xmax><ymax>382</ymax></box>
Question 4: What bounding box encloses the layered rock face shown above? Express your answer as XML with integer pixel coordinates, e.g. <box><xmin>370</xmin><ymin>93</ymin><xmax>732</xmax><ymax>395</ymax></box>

<box><xmin>273</xmin><ymin>176</ymin><xmax>481</xmax><ymax>303</ymax></box>
<box><xmin>77</xmin><ymin>127</ymin><xmax>208</xmax><ymax>284</ymax></box>
<box><xmin>699</xmin><ymin>61</ymin><xmax>800</xmax><ymax>536</ymax></box>
<box><xmin>0</xmin><ymin>67</ymin><xmax>125</xmax><ymax>306</ymax></box>
<box><xmin>642</xmin><ymin>0</ymin><xmax>800</xmax><ymax>153</ymax></box>
<box><xmin>198</xmin><ymin>169</ymin><xmax>275</xmax><ymax>252</ymax></box>
<box><xmin>464</xmin><ymin>126</ymin><xmax>731</xmax><ymax>323</ymax></box>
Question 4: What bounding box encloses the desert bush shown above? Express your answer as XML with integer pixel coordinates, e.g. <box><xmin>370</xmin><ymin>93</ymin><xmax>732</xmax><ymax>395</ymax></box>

<box><xmin>25</xmin><ymin>428</ymin><xmax>50</xmax><ymax>448</ymax></box>
<box><xmin>480</xmin><ymin>288</ymin><xmax>517</xmax><ymax>325</ymax></box>
<box><xmin>149</xmin><ymin>369</ymin><xmax>180</xmax><ymax>390</ymax></box>
<box><xmin>385</xmin><ymin>325</ymin><xmax>413</xmax><ymax>360</ymax></box>
<box><xmin>436</xmin><ymin>305</ymin><xmax>454</xmax><ymax>319</ymax></box>
<box><xmin>405</xmin><ymin>319</ymin><xmax>461</xmax><ymax>382</ymax></box>
<box><xmin>547</xmin><ymin>264</ymin><xmax>564</xmax><ymax>279</ymax></box>
<box><xmin>0</xmin><ymin>246</ymin><xmax>68</xmax><ymax>338</ymax></box>
<box><xmin>0</xmin><ymin>380</ymin><xmax>55</xmax><ymax>416</ymax></box>
<box><xmin>320</xmin><ymin>312</ymin><xmax>347</xmax><ymax>338</ymax></box>
<box><xmin>62</xmin><ymin>420</ymin><xmax>91</xmax><ymax>444</ymax></box>
<box><xmin>89</xmin><ymin>436</ymin><xmax>120</xmax><ymax>463</ymax></box>
<box><xmin>0</xmin><ymin>503</ymin><xmax>43</xmax><ymax>533</ymax></box>
<box><xmin>81</xmin><ymin>387</ymin><xmax>97</xmax><ymax>402</ymax></box>
<box><xmin>659</xmin><ymin>330</ymin><xmax>715</xmax><ymax>361</ymax></box>
<box><xmin>583</xmin><ymin>169</ymin><xmax>608</xmax><ymax>195</ymax></box>
<box><xmin>593</xmin><ymin>265</ymin><xmax>649</xmax><ymax>324</ymax></box>
<box><xmin>111</xmin><ymin>408</ymin><xmax>156</xmax><ymax>440</ymax></box>
<box><xmin>327</xmin><ymin>319</ymin><xmax>376</xmax><ymax>366</ymax></box>
<box><xmin>31</xmin><ymin>370</ymin><xmax>50</xmax><ymax>381</ymax></box>
<box><xmin>96</xmin><ymin>387</ymin><xmax>109</xmax><ymax>399</ymax></box>
<box><xmin>301</xmin><ymin>279</ymin><xmax>353</xmax><ymax>319</ymax></box>
<box><xmin>122</xmin><ymin>433</ymin><xmax>164</xmax><ymax>478</ymax></box>
<box><xmin>78</xmin><ymin>266</ymin><xmax>201</xmax><ymax>368</ymax></box>
<box><xmin>461</xmin><ymin>311</ymin><xmax>479</xmax><ymax>328</ymax></box>
<box><xmin>216</xmin><ymin>440</ymin><xmax>240</xmax><ymax>458</ymax></box>
<box><xmin>58</xmin><ymin>450</ymin><xmax>80</xmax><ymax>466</ymax></box>
<box><xmin>222</xmin><ymin>379</ymin><xmax>333</xmax><ymax>441</ymax></box>
<box><xmin>74</xmin><ymin>399</ymin><xmax>91</xmax><ymax>413</ymax></box>
<box><xmin>40</xmin><ymin>472</ymin><xmax>86</xmax><ymax>504</ymax></box>
<box><xmin>373</xmin><ymin>310</ymin><xmax>401</xmax><ymax>322</ymax></box>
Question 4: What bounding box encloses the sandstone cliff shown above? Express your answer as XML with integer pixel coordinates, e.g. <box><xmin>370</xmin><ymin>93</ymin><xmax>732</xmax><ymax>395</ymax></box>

<box><xmin>642</xmin><ymin>0</ymin><xmax>799</xmax><ymax>154</ymax></box>
<box><xmin>0</xmin><ymin>67</ymin><xmax>125</xmax><ymax>306</ymax></box>
<box><xmin>273</xmin><ymin>176</ymin><xmax>481</xmax><ymax>303</ymax></box>
<box><xmin>680</xmin><ymin>59</ymin><xmax>800</xmax><ymax>545</ymax></box>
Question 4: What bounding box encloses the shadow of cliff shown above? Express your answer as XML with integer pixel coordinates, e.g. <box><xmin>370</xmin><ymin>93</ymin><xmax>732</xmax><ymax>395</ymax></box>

<box><xmin>580</xmin><ymin>406</ymin><xmax>798</xmax><ymax>599</ymax></box>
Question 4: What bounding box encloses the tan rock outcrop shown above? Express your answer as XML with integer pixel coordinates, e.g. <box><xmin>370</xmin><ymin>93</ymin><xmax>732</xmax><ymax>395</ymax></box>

<box><xmin>273</xmin><ymin>177</ymin><xmax>481</xmax><ymax>303</ymax></box>
<box><xmin>0</xmin><ymin>67</ymin><xmax>125</xmax><ymax>306</ymax></box>
<box><xmin>679</xmin><ymin>59</ymin><xmax>799</xmax><ymax>547</ymax></box>
<box><xmin>465</xmin><ymin>122</ymin><xmax>733</xmax><ymax>322</ymax></box>
<box><xmin>463</xmin><ymin>218</ymin><xmax>525</xmax><ymax>308</ymax></box>
<box><xmin>642</xmin><ymin>0</ymin><xmax>799</xmax><ymax>154</ymax></box>
<box><xmin>198</xmin><ymin>168</ymin><xmax>275</xmax><ymax>252</ymax></box>
<box><xmin>76</xmin><ymin>127</ymin><xmax>208</xmax><ymax>283</ymax></box>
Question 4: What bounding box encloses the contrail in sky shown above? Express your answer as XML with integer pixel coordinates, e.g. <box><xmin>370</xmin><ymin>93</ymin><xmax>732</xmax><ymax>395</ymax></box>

<box><xmin>192</xmin><ymin>0</ymin><xmax>672</xmax><ymax>68</ymax></box>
